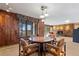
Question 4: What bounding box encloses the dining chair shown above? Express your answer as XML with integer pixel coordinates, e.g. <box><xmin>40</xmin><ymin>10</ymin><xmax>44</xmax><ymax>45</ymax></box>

<box><xmin>20</xmin><ymin>38</ymin><xmax>38</xmax><ymax>56</ymax></box>
<box><xmin>46</xmin><ymin>38</ymin><xmax>65</xmax><ymax>56</ymax></box>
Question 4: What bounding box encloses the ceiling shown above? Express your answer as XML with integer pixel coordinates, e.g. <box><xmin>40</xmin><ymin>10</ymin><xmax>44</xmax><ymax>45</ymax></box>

<box><xmin>0</xmin><ymin>3</ymin><xmax>79</xmax><ymax>25</ymax></box>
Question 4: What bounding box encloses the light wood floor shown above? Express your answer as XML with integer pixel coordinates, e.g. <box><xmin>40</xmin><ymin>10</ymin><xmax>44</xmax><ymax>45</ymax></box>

<box><xmin>0</xmin><ymin>44</ymin><xmax>19</xmax><ymax>56</ymax></box>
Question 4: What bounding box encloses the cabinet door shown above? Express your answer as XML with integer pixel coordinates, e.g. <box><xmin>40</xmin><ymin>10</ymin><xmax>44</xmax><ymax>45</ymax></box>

<box><xmin>0</xmin><ymin>13</ymin><xmax>19</xmax><ymax>46</ymax></box>
<box><xmin>4</xmin><ymin>14</ymin><xmax>11</xmax><ymax>45</ymax></box>
<box><xmin>0</xmin><ymin>27</ymin><xmax>1</xmax><ymax>46</ymax></box>
<box><xmin>26</xmin><ymin>21</ymin><xmax>33</xmax><ymax>36</ymax></box>
<box><xmin>0</xmin><ymin>14</ymin><xmax>6</xmax><ymax>46</ymax></box>
<box><xmin>10</xmin><ymin>15</ymin><xmax>19</xmax><ymax>44</ymax></box>
<box><xmin>0</xmin><ymin>15</ymin><xmax>2</xmax><ymax>46</ymax></box>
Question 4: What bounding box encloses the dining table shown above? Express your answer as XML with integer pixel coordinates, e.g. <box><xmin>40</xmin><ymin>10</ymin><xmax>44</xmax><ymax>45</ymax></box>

<box><xmin>29</xmin><ymin>36</ymin><xmax>53</xmax><ymax>56</ymax></box>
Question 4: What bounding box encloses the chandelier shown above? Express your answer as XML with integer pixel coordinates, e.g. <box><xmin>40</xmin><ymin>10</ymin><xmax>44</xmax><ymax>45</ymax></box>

<box><xmin>40</xmin><ymin>6</ymin><xmax>48</xmax><ymax>22</ymax></box>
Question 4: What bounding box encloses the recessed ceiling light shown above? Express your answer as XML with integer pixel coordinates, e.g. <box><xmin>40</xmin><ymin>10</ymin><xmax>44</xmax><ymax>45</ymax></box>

<box><xmin>9</xmin><ymin>7</ymin><xmax>12</xmax><ymax>10</ymax></box>
<box><xmin>5</xmin><ymin>3</ymin><xmax>9</xmax><ymax>5</ymax></box>
<box><xmin>65</xmin><ymin>20</ymin><xmax>70</xmax><ymax>23</ymax></box>
<box><xmin>6</xmin><ymin>9</ymin><xmax>10</xmax><ymax>12</ymax></box>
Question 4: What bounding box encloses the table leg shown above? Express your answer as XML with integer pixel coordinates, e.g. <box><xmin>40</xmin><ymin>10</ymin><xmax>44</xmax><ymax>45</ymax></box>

<box><xmin>38</xmin><ymin>43</ymin><xmax>43</xmax><ymax>56</ymax></box>
<box><xmin>43</xmin><ymin>43</ymin><xmax>46</xmax><ymax>56</ymax></box>
<box><xmin>38</xmin><ymin>43</ymin><xmax>46</xmax><ymax>56</ymax></box>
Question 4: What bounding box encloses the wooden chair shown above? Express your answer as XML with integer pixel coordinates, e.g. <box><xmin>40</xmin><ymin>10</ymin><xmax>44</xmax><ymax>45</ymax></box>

<box><xmin>20</xmin><ymin>38</ymin><xmax>38</xmax><ymax>56</ymax></box>
<box><xmin>46</xmin><ymin>39</ymin><xmax>65</xmax><ymax>56</ymax></box>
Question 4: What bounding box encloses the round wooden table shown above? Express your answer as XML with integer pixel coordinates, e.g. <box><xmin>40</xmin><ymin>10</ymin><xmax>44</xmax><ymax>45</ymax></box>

<box><xmin>29</xmin><ymin>36</ymin><xmax>53</xmax><ymax>56</ymax></box>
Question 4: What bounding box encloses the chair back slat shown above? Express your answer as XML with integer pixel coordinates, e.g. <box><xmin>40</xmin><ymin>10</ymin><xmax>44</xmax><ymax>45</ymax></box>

<box><xmin>57</xmin><ymin>39</ymin><xmax>64</xmax><ymax>47</ymax></box>
<box><xmin>20</xmin><ymin>38</ymin><xmax>28</xmax><ymax>47</ymax></box>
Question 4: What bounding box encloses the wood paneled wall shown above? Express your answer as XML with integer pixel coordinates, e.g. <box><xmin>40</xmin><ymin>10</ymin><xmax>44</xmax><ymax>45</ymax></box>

<box><xmin>0</xmin><ymin>10</ymin><xmax>19</xmax><ymax>46</ymax></box>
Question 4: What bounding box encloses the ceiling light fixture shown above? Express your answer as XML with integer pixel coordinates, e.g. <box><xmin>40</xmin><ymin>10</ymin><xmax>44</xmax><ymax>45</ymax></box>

<box><xmin>40</xmin><ymin>15</ymin><xmax>45</xmax><ymax>18</ymax></box>
<box><xmin>40</xmin><ymin>6</ymin><xmax>48</xmax><ymax>22</ymax></box>
<box><xmin>44</xmin><ymin>13</ymin><xmax>48</xmax><ymax>17</ymax></box>
<box><xmin>44</xmin><ymin>8</ymin><xmax>48</xmax><ymax>17</ymax></box>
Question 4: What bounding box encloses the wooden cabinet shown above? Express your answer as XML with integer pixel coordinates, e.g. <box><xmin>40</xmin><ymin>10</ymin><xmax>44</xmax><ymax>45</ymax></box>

<box><xmin>0</xmin><ymin>13</ymin><xmax>6</xmax><ymax>46</ymax></box>
<box><xmin>0</xmin><ymin>10</ymin><xmax>19</xmax><ymax>47</ymax></box>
